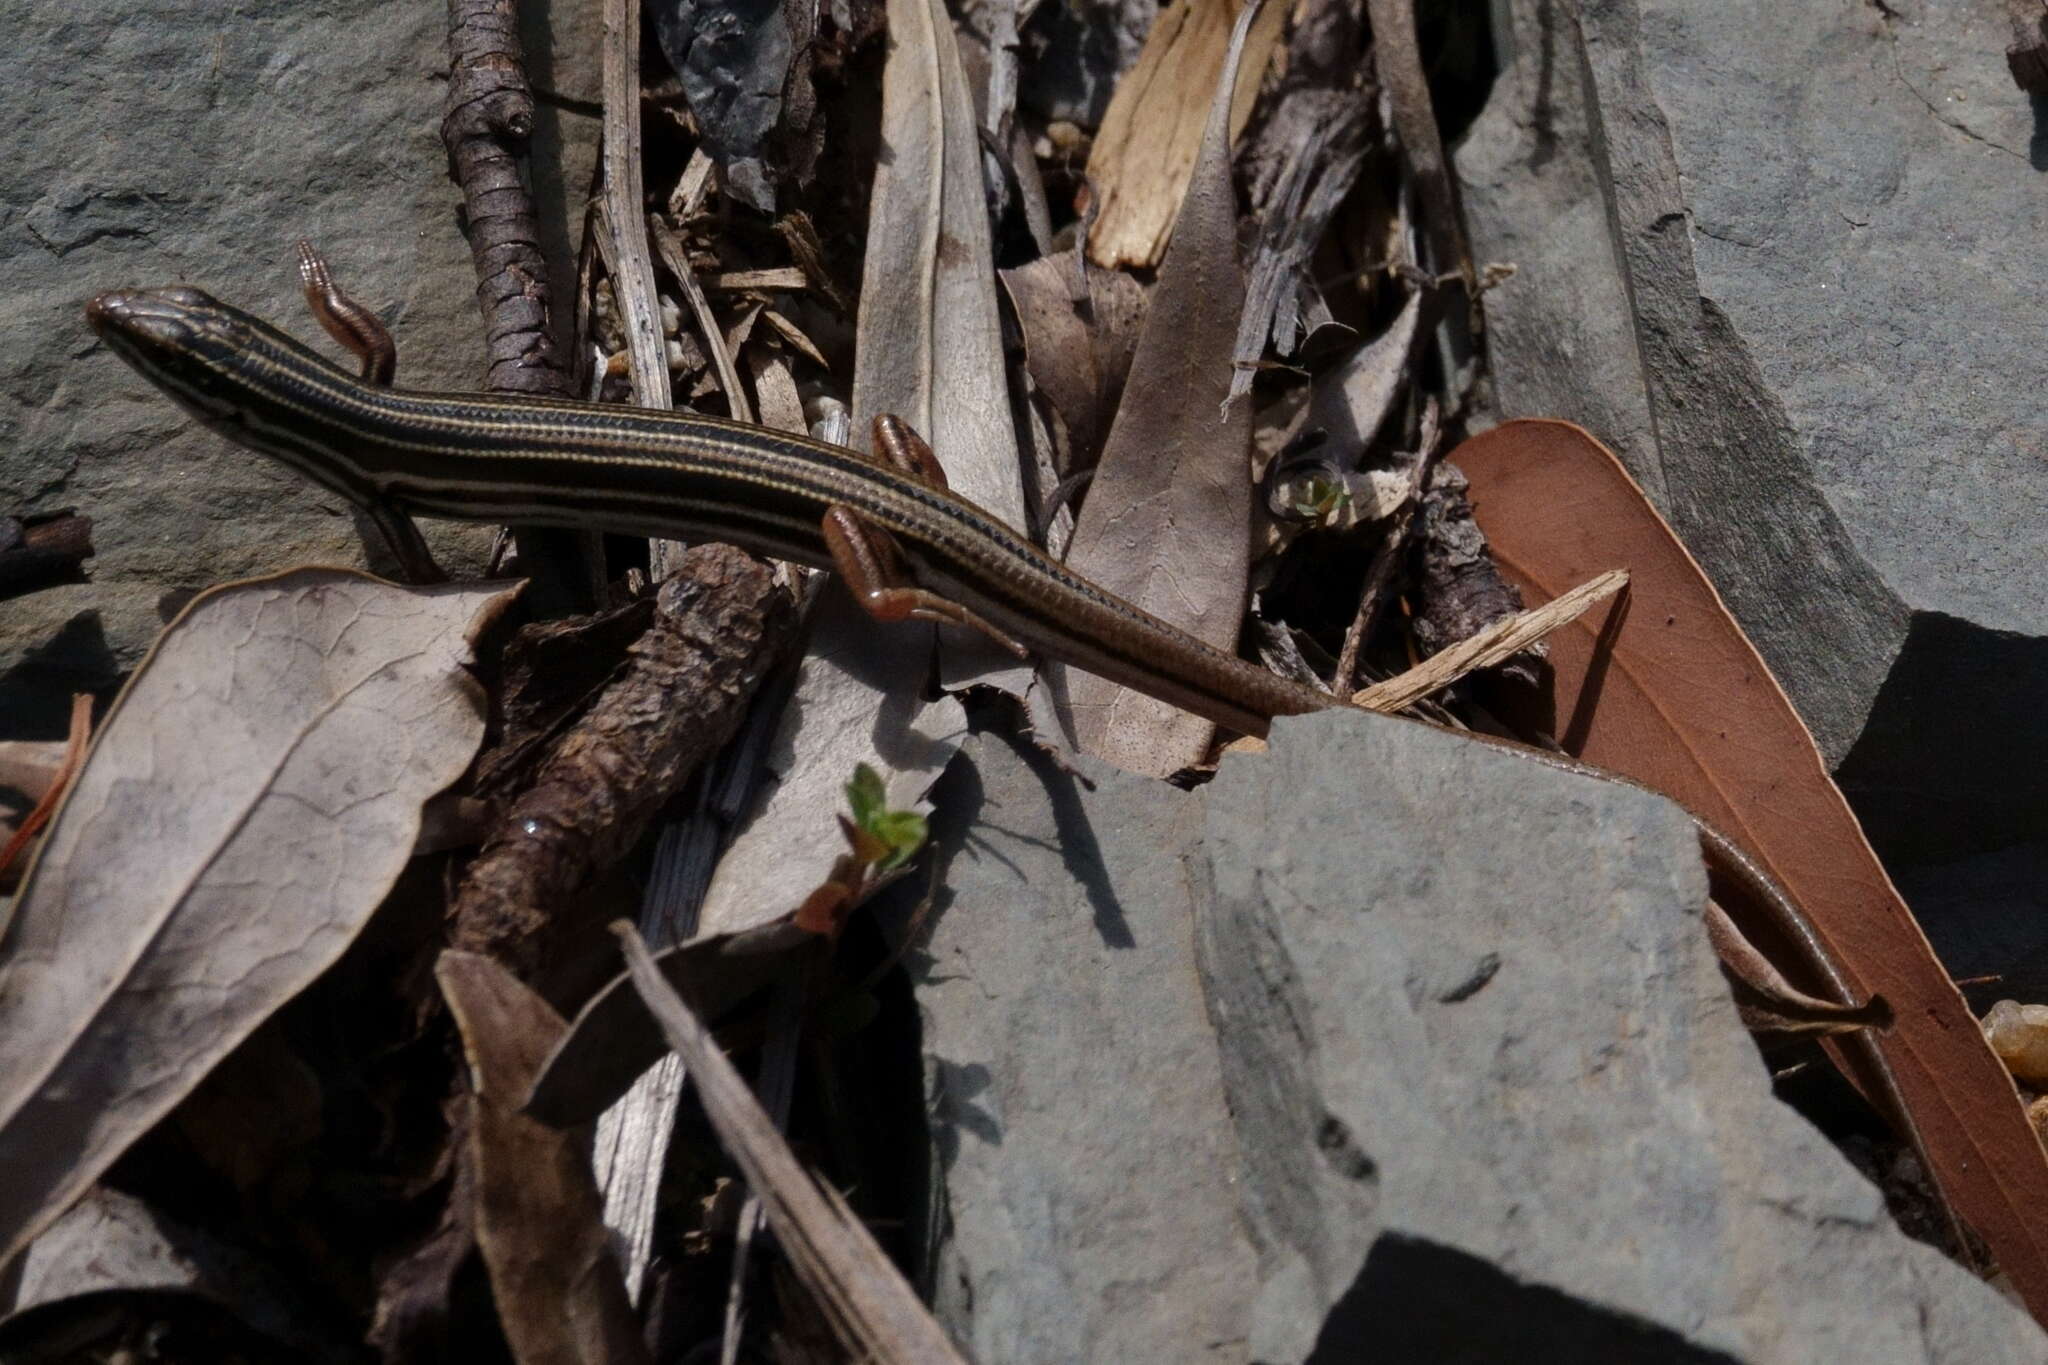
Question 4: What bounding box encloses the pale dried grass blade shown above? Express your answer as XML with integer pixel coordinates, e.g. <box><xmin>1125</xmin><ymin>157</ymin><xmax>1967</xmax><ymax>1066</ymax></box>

<box><xmin>611</xmin><ymin>923</ymin><xmax>968</xmax><ymax>1363</ymax></box>
<box><xmin>651</xmin><ymin>214</ymin><xmax>752</xmax><ymax>424</ymax></box>
<box><xmin>1350</xmin><ymin>568</ymin><xmax>1628</xmax><ymax>714</ymax></box>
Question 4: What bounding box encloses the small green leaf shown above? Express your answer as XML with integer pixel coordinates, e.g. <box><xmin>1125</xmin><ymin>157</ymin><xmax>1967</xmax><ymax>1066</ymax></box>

<box><xmin>845</xmin><ymin>763</ymin><xmax>886</xmax><ymax>826</ymax></box>
<box><xmin>871</xmin><ymin>810</ymin><xmax>929</xmax><ymax>871</ymax></box>
<box><xmin>842</xmin><ymin>763</ymin><xmax>928</xmax><ymax>871</ymax></box>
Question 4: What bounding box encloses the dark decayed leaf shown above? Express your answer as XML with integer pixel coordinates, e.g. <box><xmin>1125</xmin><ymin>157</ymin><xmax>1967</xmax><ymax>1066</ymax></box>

<box><xmin>439</xmin><ymin>952</ymin><xmax>651</xmax><ymax>1365</ymax></box>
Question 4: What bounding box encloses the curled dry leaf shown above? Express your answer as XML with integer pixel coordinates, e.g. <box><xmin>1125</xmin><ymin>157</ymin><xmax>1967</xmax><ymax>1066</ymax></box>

<box><xmin>438</xmin><ymin>952</ymin><xmax>650</xmax><ymax>1365</ymax></box>
<box><xmin>1</xmin><ymin>1187</ymin><xmax>340</xmax><ymax>1358</ymax></box>
<box><xmin>0</xmin><ymin>568</ymin><xmax>517</xmax><ymax>1269</ymax></box>
<box><xmin>1456</xmin><ymin>419</ymin><xmax>2048</xmax><ymax>1319</ymax></box>
<box><xmin>1050</xmin><ymin>0</ymin><xmax>1267</xmax><ymax>778</ymax></box>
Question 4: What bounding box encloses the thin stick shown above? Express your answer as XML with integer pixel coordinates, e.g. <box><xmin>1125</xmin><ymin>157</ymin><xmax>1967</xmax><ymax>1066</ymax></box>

<box><xmin>443</xmin><ymin>0</ymin><xmax>601</xmax><ymax>607</ymax></box>
<box><xmin>612</xmin><ymin>923</ymin><xmax>970</xmax><ymax>1363</ymax></box>
<box><xmin>650</xmin><ymin>214</ymin><xmax>753</xmax><ymax>424</ymax></box>
<box><xmin>1350</xmin><ymin>569</ymin><xmax>1630</xmax><ymax>714</ymax></box>
<box><xmin>600</xmin><ymin>0</ymin><xmax>673</xmax><ymax>416</ymax></box>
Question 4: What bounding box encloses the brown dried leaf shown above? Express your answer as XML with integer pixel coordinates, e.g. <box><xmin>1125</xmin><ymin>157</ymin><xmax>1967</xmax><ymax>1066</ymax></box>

<box><xmin>0</xmin><ymin>569</ymin><xmax>516</xmax><ymax>1268</ymax></box>
<box><xmin>1457</xmin><ymin>419</ymin><xmax>2048</xmax><ymax>1317</ymax></box>
<box><xmin>1049</xmin><ymin>0</ymin><xmax>1266</xmax><ymax>778</ymax></box>
<box><xmin>1084</xmin><ymin>0</ymin><xmax>1289</xmax><ymax>270</ymax></box>
<box><xmin>998</xmin><ymin>249</ymin><xmax>1148</xmax><ymax>475</ymax></box>
<box><xmin>438</xmin><ymin>952</ymin><xmax>650</xmax><ymax>1365</ymax></box>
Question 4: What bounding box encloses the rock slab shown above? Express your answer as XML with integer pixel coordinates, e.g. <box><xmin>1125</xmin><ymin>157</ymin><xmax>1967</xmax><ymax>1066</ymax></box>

<box><xmin>917</xmin><ymin>708</ymin><xmax>2048</xmax><ymax>1362</ymax></box>
<box><xmin>1200</xmin><ymin>711</ymin><xmax>2045</xmax><ymax>1363</ymax></box>
<box><xmin>1455</xmin><ymin>0</ymin><xmax>2046</xmax><ymax>992</ymax></box>
<box><xmin>914</xmin><ymin>731</ymin><xmax>1255</xmax><ymax>1362</ymax></box>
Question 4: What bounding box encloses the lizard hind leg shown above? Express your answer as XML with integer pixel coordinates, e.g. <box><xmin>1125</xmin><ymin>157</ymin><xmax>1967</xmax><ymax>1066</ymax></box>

<box><xmin>821</xmin><ymin>505</ymin><xmax>1026</xmax><ymax>658</ymax></box>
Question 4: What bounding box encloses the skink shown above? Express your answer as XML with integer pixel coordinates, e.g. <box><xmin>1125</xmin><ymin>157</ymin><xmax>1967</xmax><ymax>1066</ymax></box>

<box><xmin>86</xmin><ymin>284</ymin><xmax>1330</xmax><ymax>739</ymax></box>
<box><xmin>82</xmin><ymin>277</ymin><xmax>1876</xmax><ymax>1017</ymax></box>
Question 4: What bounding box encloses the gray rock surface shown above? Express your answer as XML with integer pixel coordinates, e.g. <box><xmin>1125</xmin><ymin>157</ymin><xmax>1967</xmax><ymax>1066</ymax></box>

<box><xmin>1199</xmin><ymin>711</ymin><xmax>2046</xmax><ymax>1364</ymax></box>
<box><xmin>913</xmin><ymin>730</ymin><xmax>1256</xmax><ymax>1363</ymax></box>
<box><xmin>1</xmin><ymin>0</ymin><xmax>599</xmax><ymax>735</ymax></box>
<box><xmin>914</xmin><ymin>709</ymin><xmax>2045</xmax><ymax>1362</ymax></box>
<box><xmin>1456</xmin><ymin>0</ymin><xmax>2045</xmax><ymax>988</ymax></box>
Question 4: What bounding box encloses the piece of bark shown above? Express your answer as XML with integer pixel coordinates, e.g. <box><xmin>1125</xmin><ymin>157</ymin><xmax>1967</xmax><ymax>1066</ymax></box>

<box><xmin>1083</xmin><ymin>0</ymin><xmax>1290</xmax><ymax>269</ymax></box>
<box><xmin>1230</xmin><ymin>0</ymin><xmax>1376</xmax><ymax>398</ymax></box>
<box><xmin>0</xmin><ymin>510</ymin><xmax>94</xmax><ymax>598</ymax></box>
<box><xmin>2008</xmin><ymin>0</ymin><xmax>2048</xmax><ymax>94</ymax></box>
<box><xmin>449</xmin><ymin>545</ymin><xmax>797</xmax><ymax>976</ymax></box>
<box><xmin>442</xmin><ymin>0</ymin><xmax>571</xmax><ymax>390</ymax></box>
<box><xmin>1410</xmin><ymin>460</ymin><xmax>1538</xmax><ymax>689</ymax></box>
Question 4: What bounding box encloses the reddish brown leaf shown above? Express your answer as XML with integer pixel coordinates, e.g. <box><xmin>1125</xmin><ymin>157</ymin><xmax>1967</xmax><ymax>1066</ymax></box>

<box><xmin>1457</xmin><ymin>418</ymin><xmax>2048</xmax><ymax>1318</ymax></box>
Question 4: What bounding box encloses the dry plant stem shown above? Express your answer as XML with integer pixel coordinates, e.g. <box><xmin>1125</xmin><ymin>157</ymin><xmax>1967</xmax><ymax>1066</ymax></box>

<box><xmin>450</xmin><ymin>545</ymin><xmax>797</xmax><ymax>976</ymax></box>
<box><xmin>443</xmin><ymin>0</ymin><xmax>570</xmax><ymax>393</ymax></box>
<box><xmin>600</xmin><ymin>0</ymin><xmax>672</xmax><ymax>415</ymax></box>
<box><xmin>650</xmin><ymin>214</ymin><xmax>753</xmax><ymax>424</ymax></box>
<box><xmin>0</xmin><ymin>741</ymin><xmax>67</xmax><ymax>802</ymax></box>
<box><xmin>1351</xmin><ymin>568</ymin><xmax>1629</xmax><ymax>714</ymax></box>
<box><xmin>1331</xmin><ymin>401</ymin><xmax>1442</xmax><ymax>694</ymax></box>
<box><xmin>612</xmin><ymin>923</ymin><xmax>971</xmax><ymax>1364</ymax></box>
<box><xmin>1364</xmin><ymin>0</ymin><xmax>1470</xmax><ymax>287</ymax></box>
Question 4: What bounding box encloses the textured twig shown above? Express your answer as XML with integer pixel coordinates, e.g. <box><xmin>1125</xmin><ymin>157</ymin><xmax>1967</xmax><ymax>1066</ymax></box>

<box><xmin>1352</xmin><ymin>569</ymin><xmax>1627</xmax><ymax>714</ymax></box>
<box><xmin>0</xmin><ymin>511</ymin><xmax>93</xmax><ymax>598</ymax></box>
<box><xmin>442</xmin><ymin>0</ymin><xmax>570</xmax><ymax>394</ymax></box>
<box><xmin>443</xmin><ymin>0</ymin><xmax>601</xmax><ymax>608</ymax></box>
<box><xmin>450</xmin><ymin>545</ymin><xmax>798</xmax><ymax>976</ymax></box>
